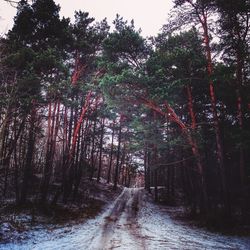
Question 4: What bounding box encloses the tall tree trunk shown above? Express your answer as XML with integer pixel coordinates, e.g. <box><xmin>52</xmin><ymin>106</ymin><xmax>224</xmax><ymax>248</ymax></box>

<box><xmin>186</xmin><ymin>84</ymin><xmax>196</xmax><ymax>129</ymax></box>
<box><xmin>154</xmin><ymin>169</ymin><xmax>158</xmax><ymax>202</ymax></box>
<box><xmin>144</xmin><ymin>143</ymin><xmax>150</xmax><ymax>191</ymax></box>
<box><xmin>97</xmin><ymin>118</ymin><xmax>105</xmax><ymax>182</ymax></box>
<box><xmin>41</xmin><ymin>101</ymin><xmax>60</xmax><ymax>203</ymax></box>
<box><xmin>14</xmin><ymin>137</ymin><xmax>19</xmax><ymax>204</ymax></box>
<box><xmin>141</xmin><ymin>98</ymin><xmax>208</xmax><ymax>213</ymax></box>
<box><xmin>236</xmin><ymin>49</ymin><xmax>246</xmax><ymax>216</ymax></box>
<box><xmin>107</xmin><ymin>121</ymin><xmax>115</xmax><ymax>184</ymax></box>
<box><xmin>202</xmin><ymin>13</ymin><xmax>229</xmax><ymax>214</ymax></box>
<box><xmin>113</xmin><ymin>117</ymin><xmax>122</xmax><ymax>190</ymax></box>
<box><xmin>20</xmin><ymin>102</ymin><xmax>36</xmax><ymax>204</ymax></box>
<box><xmin>73</xmin><ymin>118</ymin><xmax>89</xmax><ymax>199</ymax></box>
<box><xmin>70</xmin><ymin>91</ymin><xmax>92</xmax><ymax>158</ymax></box>
<box><xmin>90</xmin><ymin>116</ymin><xmax>97</xmax><ymax>181</ymax></box>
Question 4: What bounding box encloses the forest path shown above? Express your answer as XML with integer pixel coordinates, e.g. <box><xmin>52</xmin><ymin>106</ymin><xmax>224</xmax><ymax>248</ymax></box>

<box><xmin>1</xmin><ymin>188</ymin><xmax>250</xmax><ymax>250</ymax></box>
<box><xmin>89</xmin><ymin>187</ymin><xmax>146</xmax><ymax>250</ymax></box>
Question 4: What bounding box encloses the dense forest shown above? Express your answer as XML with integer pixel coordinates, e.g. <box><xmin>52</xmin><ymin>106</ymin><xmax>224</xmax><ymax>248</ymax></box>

<box><xmin>0</xmin><ymin>0</ymin><xmax>250</xmax><ymax>230</ymax></box>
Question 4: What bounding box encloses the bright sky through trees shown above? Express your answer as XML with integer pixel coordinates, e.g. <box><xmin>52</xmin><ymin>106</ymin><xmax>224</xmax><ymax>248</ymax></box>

<box><xmin>0</xmin><ymin>0</ymin><xmax>173</xmax><ymax>36</ymax></box>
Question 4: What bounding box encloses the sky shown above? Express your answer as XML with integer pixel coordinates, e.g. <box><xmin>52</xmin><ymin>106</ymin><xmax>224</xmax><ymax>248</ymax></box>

<box><xmin>0</xmin><ymin>0</ymin><xmax>174</xmax><ymax>37</ymax></box>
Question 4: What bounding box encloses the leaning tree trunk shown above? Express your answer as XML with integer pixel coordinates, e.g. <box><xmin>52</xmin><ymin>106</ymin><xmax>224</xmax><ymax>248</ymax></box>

<box><xmin>141</xmin><ymin>98</ymin><xmax>208</xmax><ymax>213</ymax></box>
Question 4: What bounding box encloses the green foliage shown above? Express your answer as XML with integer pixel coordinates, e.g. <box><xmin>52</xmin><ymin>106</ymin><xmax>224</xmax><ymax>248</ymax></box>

<box><xmin>17</xmin><ymin>75</ymin><xmax>40</xmax><ymax>99</ymax></box>
<box><xmin>4</xmin><ymin>47</ymin><xmax>35</xmax><ymax>71</ymax></box>
<box><xmin>216</xmin><ymin>0</ymin><xmax>249</xmax><ymax>61</ymax></box>
<box><xmin>8</xmin><ymin>0</ymin><xmax>70</xmax><ymax>51</ymax></box>
<box><xmin>103</xmin><ymin>15</ymin><xmax>149</xmax><ymax>68</ymax></box>
<box><xmin>72</xmin><ymin>11</ymin><xmax>109</xmax><ymax>60</ymax></box>
<box><xmin>147</xmin><ymin>28</ymin><xmax>207</xmax><ymax>103</ymax></box>
<box><xmin>33</xmin><ymin>48</ymin><xmax>64</xmax><ymax>73</ymax></box>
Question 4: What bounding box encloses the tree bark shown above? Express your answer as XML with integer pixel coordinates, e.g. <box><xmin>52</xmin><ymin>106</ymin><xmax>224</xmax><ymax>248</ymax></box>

<box><xmin>97</xmin><ymin>118</ymin><xmax>105</xmax><ymax>182</ymax></box>
<box><xmin>107</xmin><ymin>121</ymin><xmax>115</xmax><ymax>184</ymax></box>
<box><xmin>113</xmin><ymin>117</ymin><xmax>122</xmax><ymax>190</ymax></box>
<box><xmin>20</xmin><ymin>102</ymin><xmax>36</xmax><ymax>204</ymax></box>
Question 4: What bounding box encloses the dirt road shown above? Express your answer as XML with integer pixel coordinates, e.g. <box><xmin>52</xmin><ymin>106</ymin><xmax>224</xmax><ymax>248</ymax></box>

<box><xmin>90</xmin><ymin>188</ymin><xmax>145</xmax><ymax>250</ymax></box>
<box><xmin>1</xmin><ymin>187</ymin><xmax>250</xmax><ymax>250</ymax></box>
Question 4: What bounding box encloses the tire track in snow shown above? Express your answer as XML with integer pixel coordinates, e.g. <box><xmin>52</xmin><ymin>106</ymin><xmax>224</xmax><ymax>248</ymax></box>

<box><xmin>89</xmin><ymin>188</ymin><xmax>146</xmax><ymax>250</ymax></box>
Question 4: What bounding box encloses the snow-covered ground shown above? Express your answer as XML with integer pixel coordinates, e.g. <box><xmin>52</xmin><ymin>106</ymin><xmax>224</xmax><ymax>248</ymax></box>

<box><xmin>1</xmin><ymin>188</ymin><xmax>250</xmax><ymax>250</ymax></box>
<box><xmin>138</xmin><ymin>193</ymin><xmax>250</xmax><ymax>250</ymax></box>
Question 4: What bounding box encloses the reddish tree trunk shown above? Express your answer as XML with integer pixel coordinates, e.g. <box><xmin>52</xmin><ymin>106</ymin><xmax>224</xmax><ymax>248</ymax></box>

<box><xmin>201</xmin><ymin>13</ymin><xmax>229</xmax><ymax>213</ymax></box>
<box><xmin>107</xmin><ymin>121</ymin><xmax>115</xmax><ymax>184</ymax></box>
<box><xmin>70</xmin><ymin>91</ymin><xmax>92</xmax><ymax>158</ymax></box>
<box><xmin>97</xmin><ymin>118</ymin><xmax>105</xmax><ymax>182</ymax></box>
<box><xmin>71</xmin><ymin>52</ymin><xmax>86</xmax><ymax>86</ymax></box>
<box><xmin>186</xmin><ymin>84</ymin><xmax>196</xmax><ymax>129</ymax></box>
<box><xmin>140</xmin><ymin>98</ymin><xmax>208</xmax><ymax>210</ymax></box>
<box><xmin>113</xmin><ymin>116</ymin><xmax>123</xmax><ymax>190</ymax></box>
